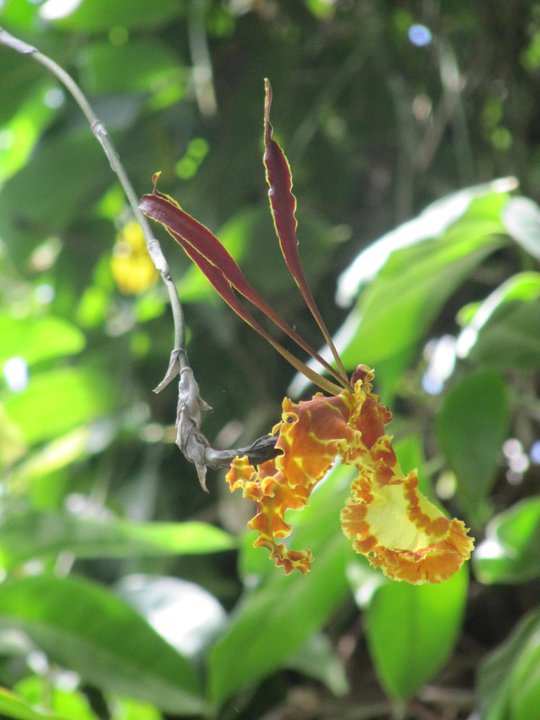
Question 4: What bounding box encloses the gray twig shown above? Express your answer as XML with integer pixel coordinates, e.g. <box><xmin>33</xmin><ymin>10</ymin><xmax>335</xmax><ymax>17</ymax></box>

<box><xmin>0</xmin><ymin>26</ymin><xmax>280</xmax><ymax>486</ymax></box>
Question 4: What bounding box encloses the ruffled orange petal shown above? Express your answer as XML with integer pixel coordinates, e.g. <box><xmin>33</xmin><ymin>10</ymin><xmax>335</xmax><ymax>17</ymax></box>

<box><xmin>226</xmin><ymin>390</ymin><xmax>354</xmax><ymax>573</ymax></box>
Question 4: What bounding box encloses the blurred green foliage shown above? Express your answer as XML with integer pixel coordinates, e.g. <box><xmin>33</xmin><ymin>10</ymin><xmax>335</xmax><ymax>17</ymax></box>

<box><xmin>1</xmin><ymin>1</ymin><xmax>540</xmax><ymax>718</ymax></box>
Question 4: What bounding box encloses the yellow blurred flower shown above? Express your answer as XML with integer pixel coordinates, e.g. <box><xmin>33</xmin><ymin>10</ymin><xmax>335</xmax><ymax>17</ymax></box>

<box><xmin>111</xmin><ymin>222</ymin><xmax>158</xmax><ymax>295</ymax></box>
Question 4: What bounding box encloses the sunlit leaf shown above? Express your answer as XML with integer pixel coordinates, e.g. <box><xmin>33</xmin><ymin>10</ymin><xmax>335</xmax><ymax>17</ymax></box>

<box><xmin>47</xmin><ymin>0</ymin><xmax>183</xmax><ymax>32</ymax></box>
<box><xmin>503</xmin><ymin>196</ymin><xmax>540</xmax><ymax>259</ymax></box>
<box><xmin>474</xmin><ymin>498</ymin><xmax>540</xmax><ymax>583</ymax></box>
<box><xmin>0</xmin><ymin>512</ymin><xmax>235</xmax><ymax>569</ymax></box>
<box><xmin>107</xmin><ymin>696</ymin><xmax>162</xmax><ymax>720</ymax></box>
<box><xmin>15</xmin><ymin>676</ymin><xmax>98</xmax><ymax>720</ymax></box>
<box><xmin>82</xmin><ymin>40</ymin><xmax>184</xmax><ymax>96</ymax></box>
<box><xmin>364</xmin><ymin>568</ymin><xmax>468</xmax><ymax>700</ymax></box>
<box><xmin>0</xmin><ymin>83</ymin><xmax>58</xmax><ymax>183</ymax></box>
<box><xmin>457</xmin><ymin>273</ymin><xmax>540</xmax><ymax>368</ymax></box>
<box><xmin>0</xmin><ymin>314</ymin><xmax>85</xmax><ymax>367</ymax></box>
<box><xmin>0</xmin><ymin>687</ymin><xmax>69</xmax><ymax>720</ymax></box>
<box><xmin>116</xmin><ymin>575</ymin><xmax>227</xmax><ymax>658</ymax></box>
<box><xmin>0</xmin><ymin>130</ymin><xmax>111</xmax><ymax>263</ymax></box>
<box><xmin>3</xmin><ymin>367</ymin><xmax>116</xmax><ymax>445</ymax></box>
<box><xmin>336</xmin><ymin>179</ymin><xmax>515</xmax><ymax>305</ymax></box>
<box><xmin>0</xmin><ymin>576</ymin><xmax>205</xmax><ymax>716</ymax></box>
<box><xmin>292</xmin><ymin>187</ymin><xmax>510</xmax><ymax>399</ymax></box>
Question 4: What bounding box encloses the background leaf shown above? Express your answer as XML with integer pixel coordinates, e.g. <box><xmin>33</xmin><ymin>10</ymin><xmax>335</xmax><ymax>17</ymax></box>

<box><xmin>0</xmin><ymin>512</ymin><xmax>235</xmax><ymax>569</ymax></box>
<box><xmin>474</xmin><ymin>498</ymin><xmax>540</xmax><ymax>583</ymax></box>
<box><xmin>208</xmin><ymin>464</ymin><xmax>354</xmax><ymax>706</ymax></box>
<box><xmin>0</xmin><ymin>576</ymin><xmax>205</xmax><ymax>716</ymax></box>
<box><xmin>478</xmin><ymin>609</ymin><xmax>540</xmax><ymax>720</ymax></box>
<box><xmin>364</xmin><ymin>569</ymin><xmax>469</xmax><ymax>700</ymax></box>
<box><xmin>456</xmin><ymin>272</ymin><xmax>540</xmax><ymax>367</ymax></box>
<box><xmin>0</xmin><ymin>687</ymin><xmax>70</xmax><ymax>720</ymax></box>
<box><xmin>436</xmin><ymin>370</ymin><xmax>509</xmax><ymax>525</ymax></box>
<box><xmin>3</xmin><ymin>367</ymin><xmax>116</xmax><ymax>445</ymax></box>
<box><xmin>0</xmin><ymin>315</ymin><xmax>85</xmax><ymax>367</ymax></box>
<box><xmin>503</xmin><ymin>196</ymin><xmax>540</xmax><ymax>259</ymax></box>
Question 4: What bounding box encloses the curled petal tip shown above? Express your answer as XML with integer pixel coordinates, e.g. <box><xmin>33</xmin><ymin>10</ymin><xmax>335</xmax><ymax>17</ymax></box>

<box><xmin>151</xmin><ymin>171</ymin><xmax>161</xmax><ymax>193</ymax></box>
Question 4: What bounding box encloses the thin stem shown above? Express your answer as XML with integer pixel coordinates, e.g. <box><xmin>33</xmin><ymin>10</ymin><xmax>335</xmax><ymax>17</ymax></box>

<box><xmin>0</xmin><ymin>26</ymin><xmax>186</xmax><ymax>361</ymax></box>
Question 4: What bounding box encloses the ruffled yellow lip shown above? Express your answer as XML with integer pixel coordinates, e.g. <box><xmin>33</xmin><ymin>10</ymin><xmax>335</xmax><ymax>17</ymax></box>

<box><xmin>226</xmin><ymin>365</ymin><xmax>474</xmax><ymax>584</ymax></box>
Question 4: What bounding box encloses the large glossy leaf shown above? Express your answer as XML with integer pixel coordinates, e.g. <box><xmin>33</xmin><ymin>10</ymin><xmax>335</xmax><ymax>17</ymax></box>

<box><xmin>3</xmin><ymin>367</ymin><xmax>116</xmax><ymax>445</ymax></box>
<box><xmin>338</xmin><ymin>195</ymin><xmax>506</xmax><ymax>366</ymax></box>
<box><xmin>436</xmin><ymin>370</ymin><xmax>509</xmax><ymax>525</ymax></box>
<box><xmin>0</xmin><ymin>576</ymin><xmax>205</xmax><ymax>716</ymax></box>
<box><xmin>364</xmin><ymin>568</ymin><xmax>468</xmax><ymax>700</ymax></box>
<box><xmin>478</xmin><ymin>609</ymin><xmax>540</xmax><ymax>720</ymax></box>
<box><xmin>208</xmin><ymin>464</ymin><xmax>354</xmax><ymax>707</ymax></box>
<box><xmin>0</xmin><ymin>511</ymin><xmax>235</xmax><ymax>569</ymax></box>
<box><xmin>292</xmin><ymin>187</ymin><xmax>509</xmax><ymax>398</ymax></box>
<box><xmin>474</xmin><ymin>497</ymin><xmax>540</xmax><ymax>583</ymax></box>
<box><xmin>336</xmin><ymin>179</ymin><xmax>515</xmax><ymax>305</ymax></box>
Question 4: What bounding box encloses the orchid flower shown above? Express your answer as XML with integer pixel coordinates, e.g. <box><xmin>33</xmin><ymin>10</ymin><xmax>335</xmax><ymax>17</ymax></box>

<box><xmin>139</xmin><ymin>80</ymin><xmax>474</xmax><ymax>584</ymax></box>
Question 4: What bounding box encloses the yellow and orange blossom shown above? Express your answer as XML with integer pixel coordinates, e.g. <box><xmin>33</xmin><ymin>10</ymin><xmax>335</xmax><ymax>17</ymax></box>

<box><xmin>226</xmin><ymin>365</ymin><xmax>474</xmax><ymax>584</ymax></box>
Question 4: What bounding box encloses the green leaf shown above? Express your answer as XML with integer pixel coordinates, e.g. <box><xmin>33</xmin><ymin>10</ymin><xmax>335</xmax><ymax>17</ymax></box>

<box><xmin>0</xmin><ymin>687</ymin><xmax>70</xmax><ymax>720</ymax></box>
<box><xmin>49</xmin><ymin>0</ymin><xmax>183</xmax><ymax>32</ymax></box>
<box><xmin>299</xmin><ymin>185</ymin><xmax>510</xmax><ymax>399</ymax></box>
<box><xmin>0</xmin><ymin>511</ymin><xmax>235</xmax><ymax>569</ymax></box>
<box><xmin>457</xmin><ymin>272</ymin><xmax>540</xmax><ymax>368</ymax></box>
<box><xmin>107</xmin><ymin>696</ymin><xmax>162</xmax><ymax>720</ymax></box>
<box><xmin>474</xmin><ymin>497</ymin><xmax>540</xmax><ymax>583</ymax></box>
<box><xmin>0</xmin><ymin>576</ymin><xmax>206</xmax><ymax>716</ymax></box>
<box><xmin>3</xmin><ymin>367</ymin><xmax>116</xmax><ymax>445</ymax></box>
<box><xmin>0</xmin><ymin>129</ymin><xmax>112</xmax><ymax>263</ymax></box>
<box><xmin>342</xmin><ymin>197</ymin><xmax>506</xmax><ymax>366</ymax></box>
<box><xmin>337</xmin><ymin>179</ymin><xmax>513</xmax><ymax>305</ymax></box>
<box><xmin>82</xmin><ymin>40</ymin><xmax>185</xmax><ymax>96</ymax></box>
<box><xmin>436</xmin><ymin>370</ymin><xmax>509</xmax><ymax>525</ymax></box>
<box><xmin>0</xmin><ymin>314</ymin><xmax>85</xmax><ymax>367</ymax></box>
<box><xmin>478</xmin><ymin>608</ymin><xmax>540</xmax><ymax>720</ymax></box>
<box><xmin>286</xmin><ymin>633</ymin><xmax>349</xmax><ymax>696</ymax></box>
<box><xmin>503</xmin><ymin>196</ymin><xmax>540</xmax><ymax>259</ymax></box>
<box><xmin>15</xmin><ymin>676</ymin><xmax>99</xmax><ymax>720</ymax></box>
<box><xmin>208</xmin><ymin>464</ymin><xmax>354</xmax><ymax>707</ymax></box>
<box><xmin>508</xmin><ymin>635</ymin><xmax>540</xmax><ymax>720</ymax></box>
<box><xmin>0</xmin><ymin>83</ymin><xmax>58</xmax><ymax>183</ymax></box>
<box><xmin>116</xmin><ymin>575</ymin><xmax>227</xmax><ymax>658</ymax></box>
<box><xmin>364</xmin><ymin>568</ymin><xmax>468</xmax><ymax>700</ymax></box>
